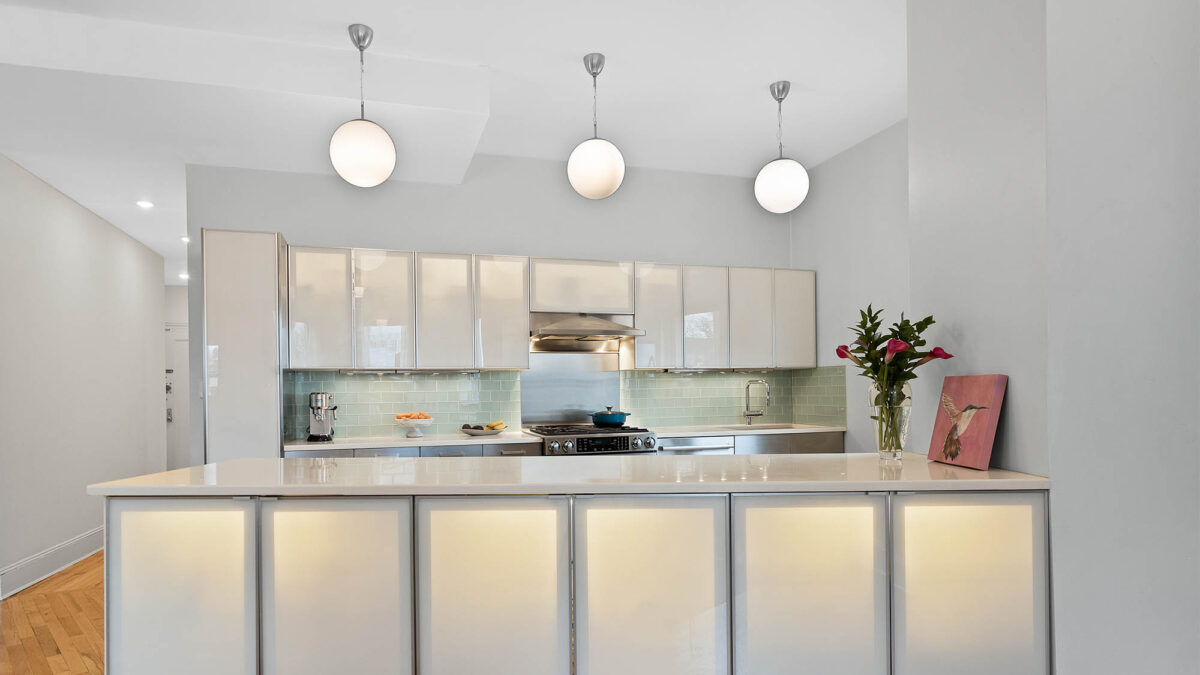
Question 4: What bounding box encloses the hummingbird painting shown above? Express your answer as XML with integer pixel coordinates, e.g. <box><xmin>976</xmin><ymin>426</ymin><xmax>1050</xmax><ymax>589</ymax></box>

<box><xmin>940</xmin><ymin>394</ymin><xmax>988</xmax><ymax>461</ymax></box>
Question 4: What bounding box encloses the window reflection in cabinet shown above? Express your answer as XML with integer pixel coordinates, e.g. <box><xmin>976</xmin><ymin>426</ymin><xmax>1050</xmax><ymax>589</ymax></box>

<box><xmin>683</xmin><ymin>265</ymin><xmax>730</xmax><ymax>369</ymax></box>
<box><xmin>289</xmin><ymin>246</ymin><xmax>353</xmax><ymax>368</ymax></box>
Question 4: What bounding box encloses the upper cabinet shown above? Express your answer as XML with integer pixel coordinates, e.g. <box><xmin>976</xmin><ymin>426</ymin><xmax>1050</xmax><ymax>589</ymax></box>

<box><xmin>353</xmin><ymin>249</ymin><xmax>415</xmax><ymax>370</ymax></box>
<box><xmin>415</xmin><ymin>252</ymin><xmax>475</xmax><ymax>369</ymax></box>
<box><xmin>474</xmin><ymin>255</ymin><xmax>530</xmax><ymax>369</ymax></box>
<box><xmin>682</xmin><ymin>265</ymin><xmax>730</xmax><ymax>369</ymax></box>
<box><xmin>289</xmin><ymin>247</ymin><xmax>353</xmax><ymax>368</ymax></box>
<box><xmin>774</xmin><ymin>269</ymin><xmax>816</xmax><ymax>369</ymax></box>
<box><xmin>729</xmin><ymin>267</ymin><xmax>775</xmax><ymax>368</ymax></box>
<box><xmin>633</xmin><ymin>263</ymin><xmax>683</xmax><ymax>369</ymax></box>
<box><xmin>529</xmin><ymin>258</ymin><xmax>634</xmax><ymax>314</ymax></box>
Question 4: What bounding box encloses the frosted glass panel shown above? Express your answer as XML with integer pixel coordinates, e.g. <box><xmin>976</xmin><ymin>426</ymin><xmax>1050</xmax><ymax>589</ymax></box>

<box><xmin>289</xmin><ymin>246</ymin><xmax>353</xmax><ymax>368</ymax></box>
<box><xmin>354</xmin><ymin>249</ymin><xmax>415</xmax><ymax>369</ymax></box>
<box><xmin>633</xmin><ymin>262</ymin><xmax>683</xmax><ymax>369</ymax></box>
<box><xmin>417</xmin><ymin>497</ymin><xmax>569</xmax><ymax>675</ymax></box>
<box><xmin>474</xmin><ymin>255</ymin><xmax>530</xmax><ymax>369</ymax></box>
<box><xmin>773</xmin><ymin>269</ymin><xmax>816</xmax><ymax>368</ymax></box>
<box><xmin>893</xmin><ymin>492</ymin><xmax>1048</xmax><ymax>675</ymax></box>
<box><xmin>683</xmin><ymin>266</ymin><xmax>729</xmax><ymax>368</ymax></box>
<box><xmin>261</xmin><ymin>498</ymin><xmax>413</xmax><ymax>675</ymax></box>
<box><xmin>107</xmin><ymin>499</ymin><xmax>256</xmax><ymax>675</ymax></box>
<box><xmin>416</xmin><ymin>252</ymin><xmax>475</xmax><ymax>368</ymax></box>
<box><xmin>733</xmin><ymin>494</ymin><xmax>888</xmax><ymax>674</ymax></box>
<box><xmin>529</xmin><ymin>258</ymin><xmax>635</xmax><ymax>314</ymax></box>
<box><xmin>728</xmin><ymin>267</ymin><xmax>774</xmax><ymax>368</ymax></box>
<box><xmin>575</xmin><ymin>495</ymin><xmax>729</xmax><ymax>675</ymax></box>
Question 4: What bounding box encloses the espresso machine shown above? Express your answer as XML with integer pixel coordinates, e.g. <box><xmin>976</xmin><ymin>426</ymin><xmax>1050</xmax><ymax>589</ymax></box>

<box><xmin>307</xmin><ymin>392</ymin><xmax>337</xmax><ymax>441</ymax></box>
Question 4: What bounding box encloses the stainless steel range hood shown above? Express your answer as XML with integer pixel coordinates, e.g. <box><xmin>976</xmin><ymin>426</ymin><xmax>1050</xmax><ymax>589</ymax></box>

<box><xmin>529</xmin><ymin>313</ymin><xmax>644</xmax><ymax>352</ymax></box>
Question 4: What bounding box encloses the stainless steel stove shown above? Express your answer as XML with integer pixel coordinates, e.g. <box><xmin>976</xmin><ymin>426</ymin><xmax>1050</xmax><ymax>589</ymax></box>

<box><xmin>524</xmin><ymin>425</ymin><xmax>658</xmax><ymax>455</ymax></box>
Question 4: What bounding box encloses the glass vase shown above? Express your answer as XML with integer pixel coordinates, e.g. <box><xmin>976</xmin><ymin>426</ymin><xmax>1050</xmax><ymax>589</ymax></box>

<box><xmin>869</xmin><ymin>382</ymin><xmax>912</xmax><ymax>460</ymax></box>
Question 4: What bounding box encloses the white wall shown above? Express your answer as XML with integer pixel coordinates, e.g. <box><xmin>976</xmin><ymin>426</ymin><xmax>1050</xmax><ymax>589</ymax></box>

<box><xmin>790</xmin><ymin>122</ymin><xmax>908</xmax><ymax>453</ymax></box>
<box><xmin>0</xmin><ymin>153</ymin><xmax>164</xmax><ymax>596</ymax></box>
<box><xmin>908</xmin><ymin>0</ymin><xmax>1049</xmax><ymax>476</ymax></box>
<box><xmin>184</xmin><ymin>153</ymin><xmax>792</xmax><ymax>462</ymax></box>
<box><xmin>1045</xmin><ymin>0</ymin><xmax>1200</xmax><ymax>670</ymax></box>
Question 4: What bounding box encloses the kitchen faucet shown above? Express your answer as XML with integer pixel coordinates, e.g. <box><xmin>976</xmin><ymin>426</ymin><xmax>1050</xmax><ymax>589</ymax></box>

<box><xmin>744</xmin><ymin>379</ymin><xmax>770</xmax><ymax>424</ymax></box>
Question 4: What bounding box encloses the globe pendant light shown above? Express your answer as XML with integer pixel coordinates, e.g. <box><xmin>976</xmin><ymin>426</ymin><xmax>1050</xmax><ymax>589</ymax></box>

<box><xmin>567</xmin><ymin>53</ymin><xmax>625</xmax><ymax>200</ymax></box>
<box><xmin>329</xmin><ymin>24</ymin><xmax>396</xmax><ymax>188</ymax></box>
<box><xmin>754</xmin><ymin>80</ymin><xmax>810</xmax><ymax>213</ymax></box>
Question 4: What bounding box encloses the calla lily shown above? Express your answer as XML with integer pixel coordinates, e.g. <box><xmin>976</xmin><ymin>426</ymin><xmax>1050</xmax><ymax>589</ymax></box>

<box><xmin>835</xmin><ymin>344</ymin><xmax>862</xmax><ymax>366</ymax></box>
<box><xmin>916</xmin><ymin>347</ymin><xmax>954</xmax><ymax>366</ymax></box>
<box><xmin>883</xmin><ymin>339</ymin><xmax>909</xmax><ymax>363</ymax></box>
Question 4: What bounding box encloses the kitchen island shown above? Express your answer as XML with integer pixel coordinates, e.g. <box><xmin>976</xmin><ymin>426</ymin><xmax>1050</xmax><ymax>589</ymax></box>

<box><xmin>90</xmin><ymin>452</ymin><xmax>1049</xmax><ymax>675</ymax></box>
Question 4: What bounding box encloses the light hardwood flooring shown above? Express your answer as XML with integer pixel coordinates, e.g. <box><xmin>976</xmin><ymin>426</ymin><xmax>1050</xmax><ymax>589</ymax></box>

<box><xmin>0</xmin><ymin>553</ymin><xmax>104</xmax><ymax>675</ymax></box>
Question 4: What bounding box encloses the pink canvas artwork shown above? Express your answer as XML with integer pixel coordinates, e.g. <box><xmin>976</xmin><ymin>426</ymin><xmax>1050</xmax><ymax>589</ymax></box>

<box><xmin>927</xmin><ymin>374</ymin><xmax>1008</xmax><ymax>470</ymax></box>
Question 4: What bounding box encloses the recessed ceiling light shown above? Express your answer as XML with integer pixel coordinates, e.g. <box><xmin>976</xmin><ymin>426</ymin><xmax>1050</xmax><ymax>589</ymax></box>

<box><xmin>181</xmin><ymin>236</ymin><xmax>191</xmax><ymax>244</ymax></box>
<box><xmin>136</xmin><ymin>200</ymin><xmax>154</xmax><ymax>209</ymax></box>
<box><xmin>178</xmin><ymin>272</ymin><xmax>190</xmax><ymax>280</ymax></box>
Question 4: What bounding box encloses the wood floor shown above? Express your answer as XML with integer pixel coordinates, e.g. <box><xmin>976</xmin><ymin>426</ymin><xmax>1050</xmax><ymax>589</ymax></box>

<box><xmin>0</xmin><ymin>553</ymin><xmax>104</xmax><ymax>675</ymax></box>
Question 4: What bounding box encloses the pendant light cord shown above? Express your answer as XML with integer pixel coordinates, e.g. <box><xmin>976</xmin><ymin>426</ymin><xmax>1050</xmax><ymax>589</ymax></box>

<box><xmin>359</xmin><ymin>48</ymin><xmax>366</xmax><ymax>120</ymax></box>
<box><xmin>592</xmin><ymin>75</ymin><xmax>599</xmax><ymax>139</ymax></box>
<box><xmin>777</xmin><ymin>99</ymin><xmax>784</xmax><ymax>159</ymax></box>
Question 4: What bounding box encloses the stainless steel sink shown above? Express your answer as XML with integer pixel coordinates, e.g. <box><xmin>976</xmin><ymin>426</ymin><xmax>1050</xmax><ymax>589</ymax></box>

<box><xmin>718</xmin><ymin>424</ymin><xmax>796</xmax><ymax>430</ymax></box>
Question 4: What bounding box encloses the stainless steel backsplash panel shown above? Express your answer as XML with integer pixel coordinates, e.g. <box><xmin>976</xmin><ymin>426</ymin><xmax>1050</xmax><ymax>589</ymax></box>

<box><xmin>520</xmin><ymin>352</ymin><xmax>620</xmax><ymax>424</ymax></box>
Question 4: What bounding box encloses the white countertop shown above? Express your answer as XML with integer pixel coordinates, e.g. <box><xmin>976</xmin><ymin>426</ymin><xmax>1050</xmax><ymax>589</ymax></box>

<box><xmin>88</xmin><ymin>452</ymin><xmax>1047</xmax><ymax>497</ymax></box>
<box><xmin>283</xmin><ymin>424</ymin><xmax>847</xmax><ymax>451</ymax></box>
<box><xmin>283</xmin><ymin>431</ymin><xmax>535</xmax><ymax>451</ymax></box>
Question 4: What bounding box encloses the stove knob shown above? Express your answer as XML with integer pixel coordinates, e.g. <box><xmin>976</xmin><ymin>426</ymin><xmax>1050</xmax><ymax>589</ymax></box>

<box><xmin>548</xmin><ymin>441</ymin><xmax>561</xmax><ymax>454</ymax></box>
<box><xmin>563</xmin><ymin>440</ymin><xmax>575</xmax><ymax>453</ymax></box>
<box><xmin>632</xmin><ymin>438</ymin><xmax>643</xmax><ymax>449</ymax></box>
<box><xmin>645</xmin><ymin>436</ymin><xmax>656</xmax><ymax>449</ymax></box>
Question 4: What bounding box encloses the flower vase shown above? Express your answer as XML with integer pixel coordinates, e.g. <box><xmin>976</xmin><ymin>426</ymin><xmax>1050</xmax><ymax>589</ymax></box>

<box><xmin>869</xmin><ymin>382</ymin><xmax>912</xmax><ymax>460</ymax></box>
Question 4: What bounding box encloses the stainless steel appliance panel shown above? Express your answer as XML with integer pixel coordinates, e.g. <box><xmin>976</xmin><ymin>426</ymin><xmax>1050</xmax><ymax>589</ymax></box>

<box><xmin>284</xmin><ymin>449</ymin><xmax>354</xmax><ymax>459</ymax></box>
<box><xmin>734</xmin><ymin>432</ymin><xmax>845</xmax><ymax>454</ymax></box>
<box><xmin>520</xmin><ymin>352</ymin><xmax>620</xmax><ymax>424</ymax></box>
<box><xmin>355</xmin><ymin>447</ymin><xmax>420</xmax><ymax>458</ymax></box>
<box><xmin>656</xmin><ymin>436</ymin><xmax>736</xmax><ymax>455</ymax></box>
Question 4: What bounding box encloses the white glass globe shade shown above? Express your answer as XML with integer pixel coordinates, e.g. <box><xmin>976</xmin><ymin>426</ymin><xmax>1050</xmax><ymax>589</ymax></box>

<box><xmin>329</xmin><ymin>119</ymin><xmax>396</xmax><ymax>188</ymax></box>
<box><xmin>567</xmin><ymin>138</ymin><xmax>625</xmax><ymax>199</ymax></box>
<box><xmin>754</xmin><ymin>158</ymin><xmax>810</xmax><ymax>214</ymax></box>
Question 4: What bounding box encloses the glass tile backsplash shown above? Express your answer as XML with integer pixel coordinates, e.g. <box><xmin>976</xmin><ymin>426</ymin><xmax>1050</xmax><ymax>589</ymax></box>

<box><xmin>284</xmin><ymin>365</ymin><xmax>846</xmax><ymax>440</ymax></box>
<box><xmin>284</xmin><ymin>370</ymin><xmax>521</xmax><ymax>439</ymax></box>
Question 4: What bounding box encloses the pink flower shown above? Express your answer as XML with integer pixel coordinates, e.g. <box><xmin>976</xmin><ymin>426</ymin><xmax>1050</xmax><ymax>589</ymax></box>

<box><xmin>883</xmin><ymin>339</ymin><xmax>909</xmax><ymax>363</ymax></box>
<box><xmin>835</xmin><ymin>344</ymin><xmax>863</xmax><ymax>365</ymax></box>
<box><xmin>916</xmin><ymin>346</ymin><xmax>954</xmax><ymax>366</ymax></box>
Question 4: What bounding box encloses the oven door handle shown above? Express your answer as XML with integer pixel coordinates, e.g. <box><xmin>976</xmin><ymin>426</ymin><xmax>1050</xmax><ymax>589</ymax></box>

<box><xmin>658</xmin><ymin>443</ymin><xmax>735</xmax><ymax>452</ymax></box>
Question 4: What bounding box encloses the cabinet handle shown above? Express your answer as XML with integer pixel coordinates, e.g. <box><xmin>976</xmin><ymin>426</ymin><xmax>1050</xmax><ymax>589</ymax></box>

<box><xmin>441</xmin><ymin>451</ymin><xmax>465</xmax><ymax>457</ymax></box>
<box><xmin>659</xmin><ymin>444</ymin><xmax>735</xmax><ymax>452</ymax></box>
<box><xmin>500</xmin><ymin>449</ymin><xmax>526</xmax><ymax>456</ymax></box>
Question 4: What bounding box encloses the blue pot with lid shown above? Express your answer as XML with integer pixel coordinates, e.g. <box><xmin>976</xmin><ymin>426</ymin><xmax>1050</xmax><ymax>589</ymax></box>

<box><xmin>591</xmin><ymin>405</ymin><xmax>631</xmax><ymax>427</ymax></box>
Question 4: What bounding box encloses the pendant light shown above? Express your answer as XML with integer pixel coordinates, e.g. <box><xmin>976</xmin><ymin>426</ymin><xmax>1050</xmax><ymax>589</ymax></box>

<box><xmin>567</xmin><ymin>53</ymin><xmax>625</xmax><ymax>200</ymax></box>
<box><xmin>329</xmin><ymin>23</ymin><xmax>396</xmax><ymax>188</ymax></box>
<box><xmin>754</xmin><ymin>81</ymin><xmax>810</xmax><ymax>214</ymax></box>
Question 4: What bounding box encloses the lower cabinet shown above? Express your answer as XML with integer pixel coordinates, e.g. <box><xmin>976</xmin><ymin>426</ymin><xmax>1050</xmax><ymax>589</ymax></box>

<box><xmin>260</xmin><ymin>498</ymin><xmax>414</xmax><ymax>675</ymax></box>
<box><xmin>416</xmin><ymin>497</ymin><xmax>570</xmax><ymax>674</ymax></box>
<box><xmin>733</xmin><ymin>494</ymin><xmax>889</xmax><ymax>674</ymax></box>
<box><xmin>892</xmin><ymin>491</ymin><xmax>1049</xmax><ymax>675</ymax></box>
<box><xmin>574</xmin><ymin>495</ymin><xmax>730</xmax><ymax>675</ymax></box>
<box><xmin>419</xmin><ymin>444</ymin><xmax>484</xmax><ymax>457</ymax></box>
<box><xmin>106</xmin><ymin>499</ymin><xmax>257</xmax><ymax>675</ymax></box>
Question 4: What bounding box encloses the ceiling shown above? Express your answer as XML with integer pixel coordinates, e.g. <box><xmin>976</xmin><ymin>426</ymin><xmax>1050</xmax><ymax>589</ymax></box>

<box><xmin>0</xmin><ymin>0</ymin><xmax>906</xmax><ymax>285</ymax></box>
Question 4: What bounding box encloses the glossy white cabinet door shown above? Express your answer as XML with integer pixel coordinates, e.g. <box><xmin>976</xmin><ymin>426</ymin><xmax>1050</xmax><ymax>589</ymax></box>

<box><xmin>261</xmin><ymin>498</ymin><xmax>413</xmax><ymax>675</ymax></box>
<box><xmin>474</xmin><ymin>255</ymin><xmax>530</xmax><ymax>369</ymax></box>
<box><xmin>529</xmin><ymin>258</ymin><xmax>635</xmax><ymax>314</ymax></box>
<box><xmin>893</xmin><ymin>492</ymin><xmax>1049</xmax><ymax>675</ymax></box>
<box><xmin>417</xmin><ymin>497</ymin><xmax>569</xmax><ymax>675</ymax></box>
<box><xmin>107</xmin><ymin>498</ymin><xmax>256</xmax><ymax>675</ymax></box>
<box><xmin>683</xmin><ymin>265</ymin><xmax>730</xmax><ymax>369</ymax></box>
<box><xmin>202</xmin><ymin>230</ymin><xmax>283</xmax><ymax>462</ymax></box>
<box><xmin>633</xmin><ymin>262</ymin><xmax>683</xmax><ymax>369</ymax></box>
<box><xmin>774</xmin><ymin>269</ymin><xmax>817</xmax><ymax>368</ymax></box>
<box><xmin>415</xmin><ymin>252</ymin><xmax>475</xmax><ymax>369</ymax></box>
<box><xmin>575</xmin><ymin>495</ymin><xmax>729</xmax><ymax>675</ymax></box>
<box><xmin>728</xmin><ymin>267</ymin><xmax>774</xmax><ymax>368</ymax></box>
<box><xmin>733</xmin><ymin>494</ymin><xmax>888</xmax><ymax>674</ymax></box>
<box><xmin>288</xmin><ymin>246</ymin><xmax>353</xmax><ymax>368</ymax></box>
<box><xmin>354</xmin><ymin>249</ymin><xmax>415</xmax><ymax>369</ymax></box>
